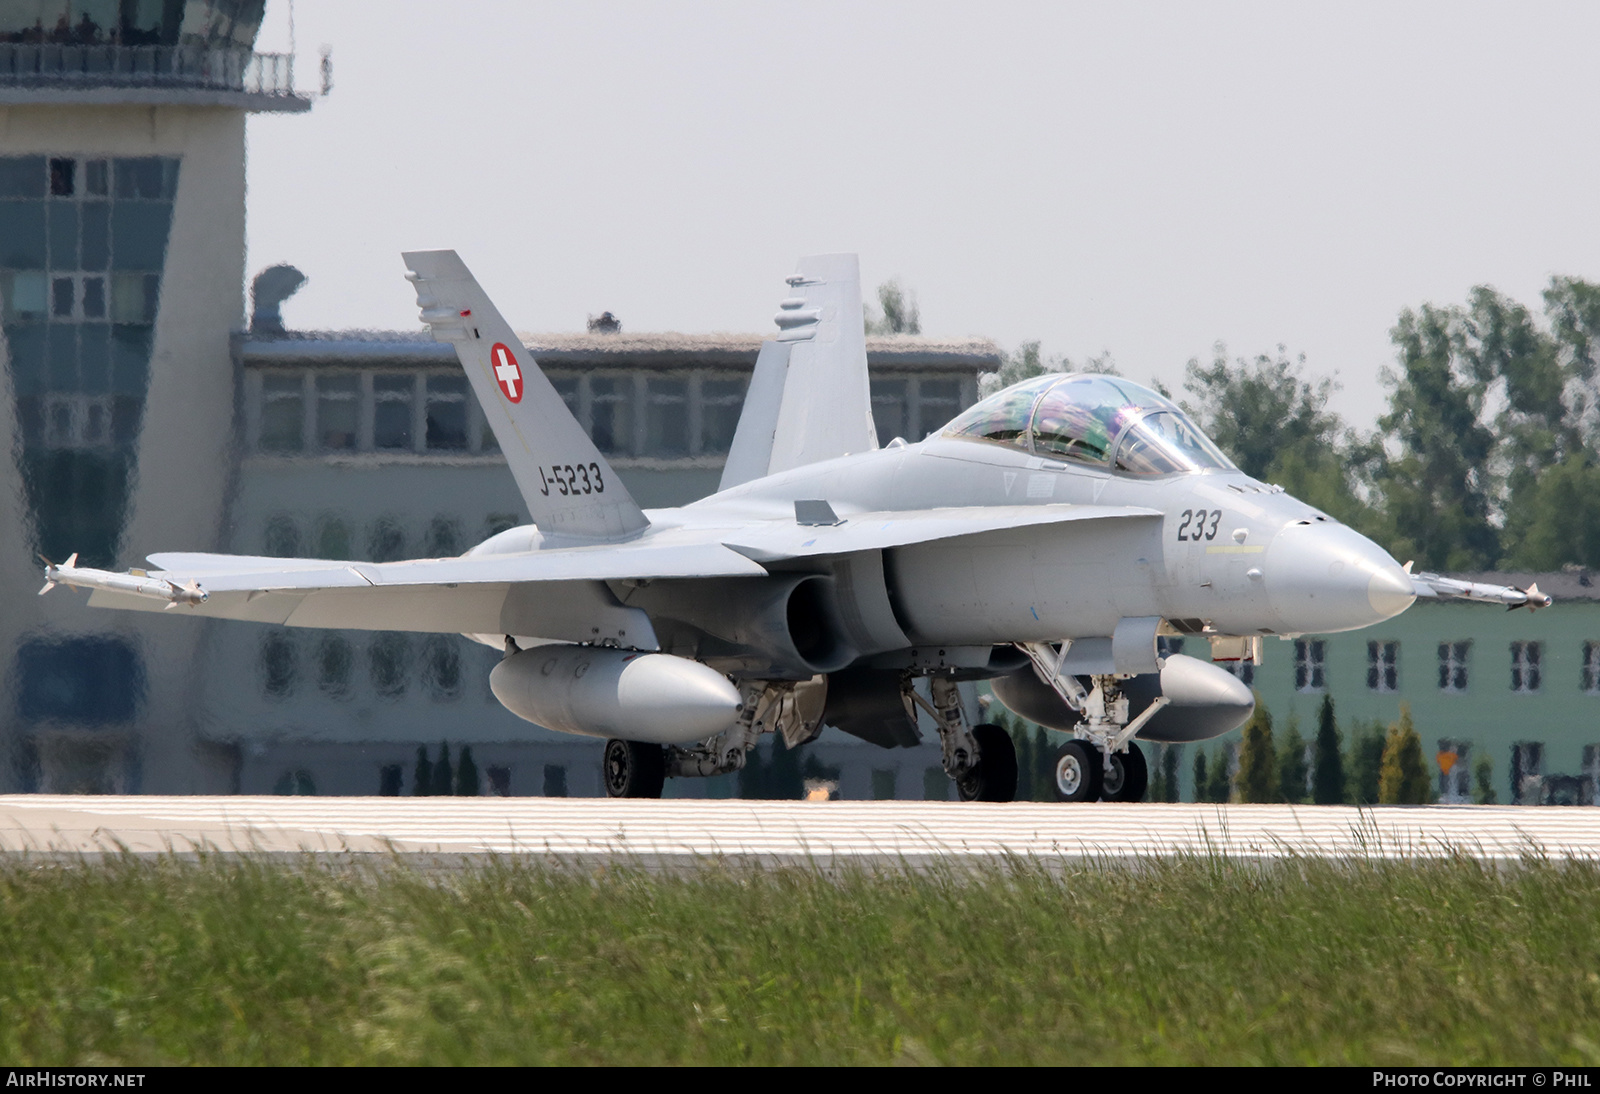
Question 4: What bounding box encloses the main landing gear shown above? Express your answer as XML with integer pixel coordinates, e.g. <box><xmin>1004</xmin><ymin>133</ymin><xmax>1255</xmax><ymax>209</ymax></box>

<box><xmin>603</xmin><ymin>738</ymin><xmax>667</xmax><ymax>798</ymax></box>
<box><xmin>1020</xmin><ymin>642</ymin><xmax>1166</xmax><ymax>804</ymax></box>
<box><xmin>901</xmin><ymin>675</ymin><xmax>1018</xmax><ymax>802</ymax></box>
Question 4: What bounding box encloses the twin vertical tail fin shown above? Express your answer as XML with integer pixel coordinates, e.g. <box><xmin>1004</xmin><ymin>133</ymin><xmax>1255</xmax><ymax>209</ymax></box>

<box><xmin>719</xmin><ymin>254</ymin><xmax>878</xmax><ymax>492</ymax></box>
<box><xmin>402</xmin><ymin>250</ymin><xmax>649</xmax><ymax>541</ymax></box>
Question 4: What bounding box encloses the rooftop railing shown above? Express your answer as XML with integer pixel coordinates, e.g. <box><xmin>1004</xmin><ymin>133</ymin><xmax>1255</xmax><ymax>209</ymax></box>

<box><xmin>0</xmin><ymin>44</ymin><xmax>299</xmax><ymax>97</ymax></box>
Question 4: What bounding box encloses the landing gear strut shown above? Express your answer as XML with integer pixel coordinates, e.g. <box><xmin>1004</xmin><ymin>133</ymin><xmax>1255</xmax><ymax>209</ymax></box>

<box><xmin>909</xmin><ymin>676</ymin><xmax>1018</xmax><ymax>802</ymax></box>
<box><xmin>1021</xmin><ymin>642</ymin><xmax>1168</xmax><ymax>803</ymax></box>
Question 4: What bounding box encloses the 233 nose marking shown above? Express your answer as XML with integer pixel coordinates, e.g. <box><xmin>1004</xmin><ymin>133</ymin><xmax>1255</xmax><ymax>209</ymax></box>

<box><xmin>1176</xmin><ymin>508</ymin><xmax>1222</xmax><ymax>542</ymax></box>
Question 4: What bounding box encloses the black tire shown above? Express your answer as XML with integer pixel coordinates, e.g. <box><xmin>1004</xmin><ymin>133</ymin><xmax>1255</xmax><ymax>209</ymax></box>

<box><xmin>1101</xmin><ymin>742</ymin><xmax>1148</xmax><ymax>803</ymax></box>
<box><xmin>1052</xmin><ymin>740</ymin><xmax>1103</xmax><ymax>803</ymax></box>
<box><xmin>603</xmin><ymin>739</ymin><xmax>666</xmax><ymax>799</ymax></box>
<box><xmin>957</xmin><ymin>723</ymin><xmax>1019</xmax><ymax>803</ymax></box>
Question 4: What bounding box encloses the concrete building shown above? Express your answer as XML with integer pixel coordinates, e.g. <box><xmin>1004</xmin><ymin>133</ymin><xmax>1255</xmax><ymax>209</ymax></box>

<box><xmin>0</xmin><ymin>0</ymin><xmax>309</xmax><ymax>794</ymax></box>
<box><xmin>0</xmin><ymin>1</ymin><xmax>1002</xmax><ymax>798</ymax></box>
<box><xmin>1164</xmin><ymin>571</ymin><xmax>1600</xmax><ymax>805</ymax></box>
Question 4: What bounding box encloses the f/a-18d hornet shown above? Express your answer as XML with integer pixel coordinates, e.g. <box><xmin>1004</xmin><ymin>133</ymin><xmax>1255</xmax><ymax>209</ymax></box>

<box><xmin>42</xmin><ymin>251</ymin><xmax>1549</xmax><ymax>802</ymax></box>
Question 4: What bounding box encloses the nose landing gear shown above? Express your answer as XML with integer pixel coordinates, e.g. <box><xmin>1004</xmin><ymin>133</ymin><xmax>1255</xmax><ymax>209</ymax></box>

<box><xmin>1021</xmin><ymin>641</ymin><xmax>1165</xmax><ymax>803</ymax></box>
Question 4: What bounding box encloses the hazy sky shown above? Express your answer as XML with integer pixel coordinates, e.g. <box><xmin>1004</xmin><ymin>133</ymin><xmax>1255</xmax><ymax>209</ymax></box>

<box><xmin>246</xmin><ymin>2</ymin><xmax>1600</xmax><ymax>431</ymax></box>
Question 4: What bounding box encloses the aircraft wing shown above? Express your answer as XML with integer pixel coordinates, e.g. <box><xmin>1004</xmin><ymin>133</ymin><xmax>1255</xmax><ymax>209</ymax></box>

<box><xmin>65</xmin><ymin>504</ymin><xmax>1157</xmax><ymax>641</ymax></box>
<box><xmin>76</xmin><ymin>541</ymin><xmax>768</xmax><ymax>646</ymax></box>
<box><xmin>721</xmin><ymin>504</ymin><xmax>1163</xmax><ymax>563</ymax></box>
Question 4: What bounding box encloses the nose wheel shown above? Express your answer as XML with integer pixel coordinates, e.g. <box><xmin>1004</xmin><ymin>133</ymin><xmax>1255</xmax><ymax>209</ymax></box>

<box><xmin>1054</xmin><ymin>740</ymin><xmax>1147</xmax><ymax>802</ymax></box>
<box><xmin>1100</xmin><ymin>742</ymin><xmax>1148</xmax><ymax>802</ymax></box>
<box><xmin>603</xmin><ymin>739</ymin><xmax>666</xmax><ymax>799</ymax></box>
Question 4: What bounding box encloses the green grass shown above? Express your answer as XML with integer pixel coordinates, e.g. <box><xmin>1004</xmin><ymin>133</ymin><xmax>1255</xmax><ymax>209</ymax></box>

<box><xmin>2</xmin><ymin>852</ymin><xmax>1599</xmax><ymax>1065</ymax></box>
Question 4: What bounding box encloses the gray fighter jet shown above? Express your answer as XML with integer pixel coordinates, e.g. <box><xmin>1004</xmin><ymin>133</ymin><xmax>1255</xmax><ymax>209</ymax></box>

<box><xmin>43</xmin><ymin>251</ymin><xmax>1549</xmax><ymax>802</ymax></box>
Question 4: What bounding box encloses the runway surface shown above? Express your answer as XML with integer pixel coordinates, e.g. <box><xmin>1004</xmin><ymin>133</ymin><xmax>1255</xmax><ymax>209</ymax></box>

<box><xmin>1</xmin><ymin>796</ymin><xmax>1599</xmax><ymax>861</ymax></box>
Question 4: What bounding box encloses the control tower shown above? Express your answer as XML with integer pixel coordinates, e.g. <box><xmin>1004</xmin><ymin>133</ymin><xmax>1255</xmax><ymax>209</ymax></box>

<box><xmin>0</xmin><ymin>1</ymin><xmax>314</xmax><ymax>792</ymax></box>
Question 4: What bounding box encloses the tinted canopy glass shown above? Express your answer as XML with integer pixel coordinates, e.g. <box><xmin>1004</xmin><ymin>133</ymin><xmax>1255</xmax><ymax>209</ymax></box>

<box><xmin>941</xmin><ymin>373</ymin><xmax>1235</xmax><ymax>475</ymax></box>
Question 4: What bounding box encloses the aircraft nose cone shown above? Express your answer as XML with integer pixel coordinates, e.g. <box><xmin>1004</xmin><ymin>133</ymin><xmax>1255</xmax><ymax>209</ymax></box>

<box><xmin>1368</xmin><ymin>564</ymin><xmax>1417</xmax><ymax>621</ymax></box>
<box><xmin>1264</xmin><ymin>523</ymin><xmax>1415</xmax><ymax>633</ymax></box>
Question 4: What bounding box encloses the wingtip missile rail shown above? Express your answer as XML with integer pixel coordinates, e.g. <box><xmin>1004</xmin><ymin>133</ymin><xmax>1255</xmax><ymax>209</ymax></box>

<box><xmin>38</xmin><ymin>555</ymin><xmax>207</xmax><ymax>609</ymax></box>
<box><xmin>1405</xmin><ymin>563</ymin><xmax>1553</xmax><ymax>611</ymax></box>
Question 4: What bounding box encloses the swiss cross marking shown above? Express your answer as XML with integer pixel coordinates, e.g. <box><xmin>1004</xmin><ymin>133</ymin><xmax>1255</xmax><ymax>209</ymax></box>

<box><xmin>490</xmin><ymin>342</ymin><xmax>523</xmax><ymax>403</ymax></box>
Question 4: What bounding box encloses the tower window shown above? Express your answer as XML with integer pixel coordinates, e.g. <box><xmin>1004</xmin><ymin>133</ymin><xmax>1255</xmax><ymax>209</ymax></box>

<box><xmin>48</xmin><ymin>158</ymin><xmax>74</xmax><ymax>197</ymax></box>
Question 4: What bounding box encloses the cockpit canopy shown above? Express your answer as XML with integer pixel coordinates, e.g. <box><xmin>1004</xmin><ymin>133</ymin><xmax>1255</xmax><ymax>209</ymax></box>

<box><xmin>941</xmin><ymin>374</ymin><xmax>1236</xmax><ymax>476</ymax></box>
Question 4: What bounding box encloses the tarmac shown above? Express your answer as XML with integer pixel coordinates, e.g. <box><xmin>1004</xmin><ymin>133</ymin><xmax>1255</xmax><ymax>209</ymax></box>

<box><xmin>0</xmin><ymin>795</ymin><xmax>1598</xmax><ymax>863</ymax></box>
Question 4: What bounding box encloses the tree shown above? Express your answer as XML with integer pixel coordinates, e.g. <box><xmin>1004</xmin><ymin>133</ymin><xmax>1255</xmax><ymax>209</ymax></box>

<box><xmin>412</xmin><ymin>745</ymin><xmax>432</xmax><ymax>797</ymax></box>
<box><xmin>1378</xmin><ymin>704</ymin><xmax>1429</xmax><ymax>805</ymax></box>
<box><xmin>1004</xmin><ymin>713</ymin><xmax>1035</xmax><ymax>802</ymax></box>
<box><xmin>1161</xmin><ymin>744</ymin><xmax>1181</xmax><ymax>803</ymax></box>
<box><xmin>1473</xmin><ymin>752</ymin><xmax>1498</xmax><ymax>805</ymax></box>
<box><xmin>1375</xmin><ymin>305</ymin><xmax>1500</xmax><ymax>570</ymax></box>
<box><xmin>430</xmin><ymin>740</ymin><xmax>453</xmax><ymax>798</ymax></box>
<box><xmin>864</xmin><ymin>279</ymin><xmax>921</xmax><ymax>336</ymax></box>
<box><xmin>1347</xmin><ymin>720</ymin><xmax>1387</xmax><ymax>805</ymax></box>
<box><xmin>1033</xmin><ymin>727</ymin><xmax>1055</xmax><ymax>803</ymax></box>
<box><xmin>740</xmin><ymin>736</ymin><xmax>804</xmax><ymax>800</ymax></box>
<box><xmin>1236</xmin><ymin>700</ymin><xmax>1276</xmax><ymax>803</ymax></box>
<box><xmin>1311</xmin><ymin>694</ymin><xmax>1346</xmax><ymax>805</ymax></box>
<box><xmin>455</xmin><ymin>745</ymin><xmax>480</xmax><ymax>797</ymax></box>
<box><xmin>1192</xmin><ymin>750</ymin><xmax>1208</xmax><ymax>804</ymax></box>
<box><xmin>1181</xmin><ymin>344</ymin><xmax>1378</xmax><ymax>528</ymax></box>
<box><xmin>1278</xmin><ymin>714</ymin><xmax>1308</xmax><ymax>805</ymax></box>
<box><xmin>1205</xmin><ymin>743</ymin><xmax>1235</xmax><ymax>804</ymax></box>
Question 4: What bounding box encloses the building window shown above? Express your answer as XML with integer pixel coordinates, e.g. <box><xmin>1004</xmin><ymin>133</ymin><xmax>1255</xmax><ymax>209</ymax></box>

<box><xmin>259</xmin><ymin>374</ymin><xmax>305</xmax><ymax>452</ymax></box>
<box><xmin>422</xmin><ymin>636</ymin><xmax>462</xmax><ymax>701</ymax></box>
<box><xmin>1512</xmin><ymin>741</ymin><xmax>1544</xmax><ymax>805</ymax></box>
<box><xmin>644</xmin><ymin>377</ymin><xmax>689</xmax><ymax>457</ymax></box>
<box><xmin>424</xmin><ymin>517</ymin><xmax>460</xmax><ymax>558</ymax></box>
<box><xmin>588</xmin><ymin>375</ymin><xmax>634</xmax><ymax>455</ymax></box>
<box><xmin>367</xmin><ymin>517</ymin><xmax>406</xmax><ymax>562</ymax></box>
<box><xmin>1294</xmin><ymin>638</ymin><xmax>1326</xmax><ymax>692</ymax></box>
<box><xmin>316</xmin><ymin>635</ymin><xmax>352</xmax><ymax>698</ymax></box>
<box><xmin>1437</xmin><ymin>738</ymin><xmax>1470</xmax><ymax>803</ymax></box>
<box><xmin>425</xmin><ymin>374</ymin><xmax>469</xmax><ymax>450</ymax></box>
<box><xmin>368</xmin><ymin>633</ymin><xmax>411</xmax><ymax>698</ymax></box>
<box><xmin>1222</xmin><ymin>660</ymin><xmax>1255</xmax><ymax>686</ymax></box>
<box><xmin>316</xmin><ymin>373</ymin><xmax>359</xmax><ymax>451</ymax></box>
<box><xmin>917</xmin><ymin>380</ymin><xmax>961</xmax><ymax>438</ymax></box>
<box><xmin>700</xmin><ymin>378</ymin><xmax>746</xmax><ymax>453</ymax></box>
<box><xmin>1367</xmin><ymin>640</ymin><xmax>1398</xmax><ymax>692</ymax></box>
<box><xmin>1157</xmin><ymin>636</ymin><xmax>1185</xmax><ymax>657</ymax></box>
<box><xmin>372</xmin><ymin>374</ymin><xmax>413</xmax><ymax>450</ymax></box>
<box><xmin>1438</xmin><ymin>641</ymin><xmax>1470</xmax><ymax>693</ymax></box>
<box><xmin>1584</xmin><ymin>643</ymin><xmax>1600</xmax><ymax>694</ymax></box>
<box><xmin>316</xmin><ymin>517</ymin><xmax>351</xmax><ymax>559</ymax></box>
<box><xmin>1511</xmin><ymin>641</ymin><xmax>1542</xmax><ymax>693</ymax></box>
<box><xmin>1584</xmin><ymin>745</ymin><xmax>1600</xmax><ymax>807</ymax></box>
<box><xmin>871</xmin><ymin>379</ymin><xmax>908</xmax><ymax>445</ymax></box>
<box><xmin>260</xmin><ymin>632</ymin><xmax>298</xmax><ymax>699</ymax></box>
<box><xmin>264</xmin><ymin>514</ymin><xmax>302</xmax><ymax>558</ymax></box>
